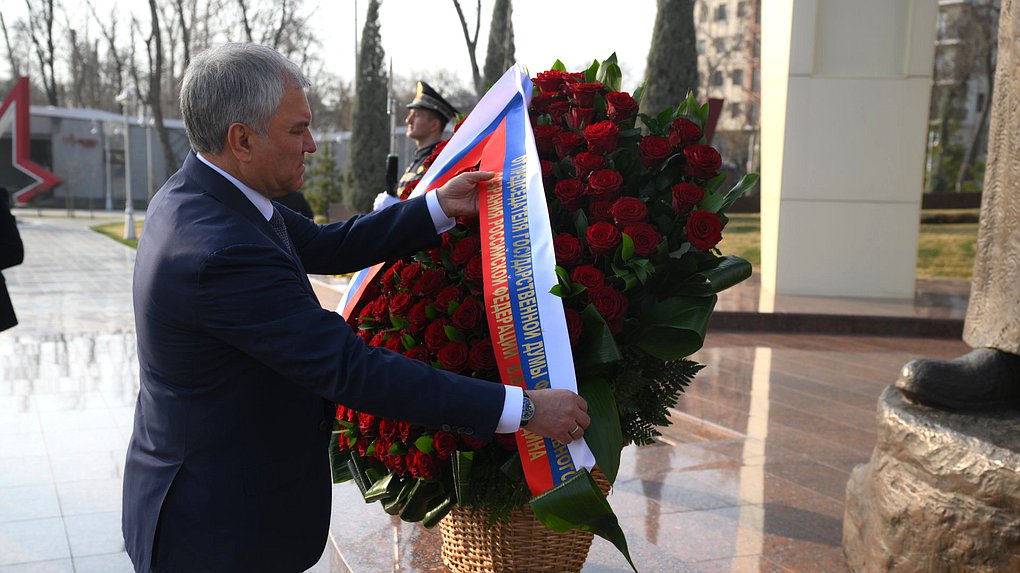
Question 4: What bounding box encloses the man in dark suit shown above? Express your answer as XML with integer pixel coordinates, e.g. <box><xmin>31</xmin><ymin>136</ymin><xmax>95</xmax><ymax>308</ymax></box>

<box><xmin>0</xmin><ymin>187</ymin><xmax>24</xmax><ymax>333</ymax></box>
<box><xmin>123</xmin><ymin>43</ymin><xmax>589</xmax><ymax>573</ymax></box>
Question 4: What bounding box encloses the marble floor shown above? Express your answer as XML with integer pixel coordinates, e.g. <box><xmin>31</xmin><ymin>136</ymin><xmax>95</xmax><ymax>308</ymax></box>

<box><xmin>0</xmin><ymin>211</ymin><xmax>972</xmax><ymax>572</ymax></box>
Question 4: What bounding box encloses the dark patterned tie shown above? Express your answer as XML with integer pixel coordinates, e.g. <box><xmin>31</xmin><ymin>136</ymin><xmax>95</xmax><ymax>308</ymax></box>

<box><xmin>269</xmin><ymin>207</ymin><xmax>294</xmax><ymax>255</ymax></box>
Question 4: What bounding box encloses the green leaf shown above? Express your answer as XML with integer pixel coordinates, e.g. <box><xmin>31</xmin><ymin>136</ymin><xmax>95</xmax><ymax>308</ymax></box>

<box><xmin>390</xmin><ymin>315</ymin><xmax>409</xmax><ymax>330</ymax></box>
<box><xmin>585</xmin><ymin>59</ymin><xmax>600</xmax><ymax>82</ymax></box>
<box><xmin>573</xmin><ymin>209</ymin><xmax>589</xmax><ymax>241</ymax></box>
<box><xmin>401</xmin><ymin>334</ymin><xmax>416</xmax><ymax>350</ymax></box>
<box><xmin>551</xmin><ymin>59</ymin><xmax>568</xmax><ymax>72</ymax></box>
<box><xmin>550</xmin><ymin>284</ymin><xmax>567</xmax><ymax>297</ymax></box>
<box><xmin>347</xmin><ymin>453</ymin><xmax>373</xmax><ymax>498</ymax></box>
<box><xmin>699</xmin><ymin>191</ymin><xmax>724</xmax><ymax>214</ymax></box>
<box><xmin>364</xmin><ymin>472</ymin><xmax>401</xmax><ymax>503</ymax></box>
<box><xmin>632</xmin><ymin>83</ymin><xmax>646</xmax><ymax>107</ymax></box>
<box><xmin>381</xmin><ymin>478</ymin><xmax>415</xmax><ymax>515</ymax></box>
<box><xmin>500</xmin><ymin>450</ymin><xmax>525</xmax><ymax>481</ymax></box>
<box><xmin>570</xmin><ymin>283</ymin><xmax>588</xmax><ymax>297</ymax></box>
<box><xmin>398</xmin><ymin>480</ymin><xmax>442</xmax><ymax>523</ymax></box>
<box><xmin>637</xmin><ymin>112</ymin><xmax>657</xmax><ymax>132</ymax></box>
<box><xmin>444</xmin><ymin>325</ymin><xmax>466</xmax><ymax>342</ymax></box>
<box><xmin>555</xmin><ymin>265</ymin><xmax>571</xmax><ymax>286</ymax></box>
<box><xmin>602</xmin><ymin>63</ymin><xmax>623</xmax><ymax>92</ymax></box>
<box><xmin>631</xmin><ymin>259</ymin><xmax>649</xmax><ymax>284</ymax></box>
<box><xmin>636</xmin><ymin>295</ymin><xmax>718</xmax><ymax>361</ymax></box>
<box><xmin>328</xmin><ymin>434</ymin><xmax>353</xmax><ymax>484</ymax></box>
<box><xmin>575</xmin><ymin>378</ymin><xmax>623</xmax><ymax>484</ymax></box>
<box><xmin>718</xmin><ymin>173</ymin><xmax>759</xmax><ymax>214</ymax></box>
<box><xmin>620</xmin><ymin>233</ymin><xmax>634</xmax><ymax>262</ymax></box>
<box><xmin>592</xmin><ymin>91</ymin><xmax>606</xmax><ymax>120</ymax></box>
<box><xmin>388</xmin><ymin>442</ymin><xmax>407</xmax><ymax>456</ymax></box>
<box><xmin>452</xmin><ymin>451</ymin><xmax>474</xmax><ymax>505</ymax></box>
<box><xmin>425</xmin><ymin>305</ymin><xmax>439</xmax><ymax>320</ymax></box>
<box><xmin>530</xmin><ymin>470</ymin><xmax>637</xmax><ymax>573</ymax></box>
<box><xmin>703</xmin><ymin>172</ymin><xmax>727</xmax><ymax>195</ymax></box>
<box><xmin>694</xmin><ymin>256</ymin><xmax>753</xmax><ymax>293</ymax></box>
<box><xmin>414</xmin><ymin>435</ymin><xmax>435</xmax><ymax>454</ymax></box>
<box><xmin>575</xmin><ymin>304</ymin><xmax>623</xmax><ymax>369</ymax></box>
<box><xmin>422</xmin><ymin>491</ymin><xmax>457</xmax><ymax>529</ymax></box>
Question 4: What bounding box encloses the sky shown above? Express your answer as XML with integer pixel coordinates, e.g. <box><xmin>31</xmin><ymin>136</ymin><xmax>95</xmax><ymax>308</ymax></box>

<box><xmin>1</xmin><ymin>0</ymin><xmax>659</xmax><ymax>94</ymax></box>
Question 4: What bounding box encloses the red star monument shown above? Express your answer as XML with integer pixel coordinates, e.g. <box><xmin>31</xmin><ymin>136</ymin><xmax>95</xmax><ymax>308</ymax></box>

<box><xmin>0</xmin><ymin>77</ymin><xmax>61</xmax><ymax>204</ymax></box>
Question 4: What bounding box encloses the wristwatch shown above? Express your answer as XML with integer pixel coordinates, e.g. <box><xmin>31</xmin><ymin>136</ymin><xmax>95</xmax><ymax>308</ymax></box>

<box><xmin>521</xmin><ymin>392</ymin><xmax>535</xmax><ymax>427</ymax></box>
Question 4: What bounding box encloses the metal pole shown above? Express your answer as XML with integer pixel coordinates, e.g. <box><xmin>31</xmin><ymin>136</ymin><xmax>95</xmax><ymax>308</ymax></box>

<box><xmin>145</xmin><ymin>109</ymin><xmax>154</xmax><ymax>201</ymax></box>
<box><xmin>104</xmin><ymin>122</ymin><xmax>113</xmax><ymax>211</ymax></box>
<box><xmin>118</xmin><ymin>89</ymin><xmax>136</xmax><ymax>241</ymax></box>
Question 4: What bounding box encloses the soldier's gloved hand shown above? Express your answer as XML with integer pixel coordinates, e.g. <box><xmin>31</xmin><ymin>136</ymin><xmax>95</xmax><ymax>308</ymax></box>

<box><xmin>373</xmin><ymin>191</ymin><xmax>401</xmax><ymax>212</ymax></box>
<box><xmin>435</xmin><ymin>171</ymin><xmax>495</xmax><ymax>218</ymax></box>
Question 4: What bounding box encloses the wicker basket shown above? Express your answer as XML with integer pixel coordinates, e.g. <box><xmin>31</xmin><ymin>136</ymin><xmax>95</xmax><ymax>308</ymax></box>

<box><xmin>439</xmin><ymin>470</ymin><xmax>611</xmax><ymax>573</ymax></box>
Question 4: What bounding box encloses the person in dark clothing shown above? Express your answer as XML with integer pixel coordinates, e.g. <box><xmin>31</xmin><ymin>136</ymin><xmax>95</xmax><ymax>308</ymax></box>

<box><xmin>0</xmin><ymin>187</ymin><xmax>25</xmax><ymax>332</ymax></box>
<box><xmin>274</xmin><ymin>191</ymin><xmax>314</xmax><ymax>219</ymax></box>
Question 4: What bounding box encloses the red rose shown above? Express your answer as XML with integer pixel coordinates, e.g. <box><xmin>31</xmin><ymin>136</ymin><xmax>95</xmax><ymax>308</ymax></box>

<box><xmin>355</xmin><ymin>437</ymin><xmax>371</xmax><ymax>457</ymax></box>
<box><xmin>370</xmin><ymin>296</ymin><xmax>388</xmax><ymax>320</ymax></box>
<box><xmin>398</xmin><ymin>421</ymin><xmax>416</xmax><ymax>441</ymax></box>
<box><xmin>386</xmin><ymin>452</ymin><xmax>408</xmax><ymax>476</ymax></box>
<box><xmin>671</xmin><ymin>182</ymin><xmax>705</xmax><ymax>214</ymax></box>
<box><xmin>433</xmin><ymin>431</ymin><xmax>458</xmax><ymax>459</ymax></box>
<box><xmin>413</xmin><ymin>268</ymin><xmax>446</xmax><ymax>297</ymax></box>
<box><xmin>669</xmin><ymin>118</ymin><xmax>702</xmax><ymax>149</ymax></box>
<box><xmin>610</xmin><ymin>197</ymin><xmax>648</xmax><ymax>225</ymax></box>
<box><xmin>553</xmin><ymin>131</ymin><xmax>586</xmax><ymax>158</ymax></box>
<box><xmin>553</xmin><ymin>179</ymin><xmax>584</xmax><ymax>211</ymax></box>
<box><xmin>399</xmin><ymin>180</ymin><xmax>418</xmax><ymax>200</ymax></box>
<box><xmin>424</xmin><ymin>319</ymin><xmax>450</xmax><ymax>352</ymax></box>
<box><xmin>373</xmin><ymin>438</ymin><xmax>391</xmax><ymax>462</ymax></box>
<box><xmin>588</xmin><ymin>200</ymin><xmax>614</xmax><ymax>222</ymax></box>
<box><xmin>462</xmin><ymin>253</ymin><xmax>484</xmax><ymax>289</ymax></box>
<box><xmin>400</xmin><ymin>262</ymin><xmax>423</xmax><ymax>284</ymax></box>
<box><xmin>683</xmin><ymin>144</ymin><xmax>722</xmax><ymax>179</ymax></box>
<box><xmin>357</xmin><ymin>330</ymin><xmax>374</xmax><ymax>346</ymax></box>
<box><xmin>369</xmin><ymin>332</ymin><xmax>387</xmax><ymax>347</ymax></box>
<box><xmin>379</xmin><ymin>418</ymin><xmax>400</xmax><ymax>442</ymax></box>
<box><xmin>468</xmin><ymin>340</ymin><xmax>496</xmax><ymax>372</ymax></box>
<box><xmin>553</xmin><ymin>232</ymin><xmax>584</xmax><ymax>266</ymax></box>
<box><xmin>547</xmin><ymin>101</ymin><xmax>573</xmax><ymax>122</ymax></box>
<box><xmin>438</xmin><ymin>341</ymin><xmax>470</xmax><ymax>372</ymax></box>
<box><xmin>380</xmin><ymin>265</ymin><xmax>399</xmax><ymax>294</ymax></box>
<box><xmin>564</xmin><ymin>308</ymin><xmax>583</xmax><ymax>346</ymax></box>
<box><xmin>409</xmin><ymin>449</ymin><xmax>438</xmax><ymax>480</ymax></box>
<box><xmin>624</xmin><ymin>222</ymin><xmax>664</xmax><ymax>257</ymax></box>
<box><xmin>384</xmin><ymin>333</ymin><xmax>404</xmax><ymax>352</ymax></box>
<box><xmin>357</xmin><ymin>303</ymin><xmax>374</xmax><ymax>324</ymax></box>
<box><xmin>586</xmin><ymin>221</ymin><xmax>622</xmax><ymax>256</ymax></box>
<box><xmin>566</xmin><ymin>106</ymin><xmax>595</xmax><ymax>130</ymax></box>
<box><xmin>571</xmin><ymin>265</ymin><xmax>605</xmax><ymax>290</ymax></box>
<box><xmin>335</xmin><ymin>404</ymin><xmax>348</xmax><ymax>422</ymax></box>
<box><xmin>452</xmin><ymin>297</ymin><xmax>484</xmax><ymax>331</ymax></box>
<box><xmin>582</xmin><ymin>120</ymin><xmax>619</xmax><ymax>154</ymax></box>
<box><xmin>452</xmin><ymin>236</ymin><xmax>481</xmax><ymax>266</ymax></box>
<box><xmin>608</xmin><ymin>318</ymin><xmax>625</xmax><ymax>335</ymax></box>
<box><xmin>533</xmin><ymin>124</ymin><xmax>562</xmax><ymax>155</ymax></box>
<box><xmin>424</xmin><ymin>140</ymin><xmax>448</xmax><ymax>167</ymax></box>
<box><xmin>494</xmin><ymin>433</ymin><xmax>518</xmax><ymax>451</ymax></box>
<box><xmin>389</xmin><ymin>292</ymin><xmax>412</xmax><ymax>316</ymax></box>
<box><xmin>573</xmin><ymin>152</ymin><xmax>607</xmax><ymax>179</ymax></box>
<box><xmin>541</xmin><ymin>160</ymin><xmax>555</xmax><ymax>189</ymax></box>
<box><xmin>358</xmin><ymin>412</ymin><xmax>378</xmax><ymax>436</ymax></box>
<box><xmin>638</xmin><ymin>135</ymin><xmax>672</xmax><ymax>168</ymax></box>
<box><xmin>585</xmin><ymin>169</ymin><xmax>623</xmax><ymax>200</ymax></box>
<box><xmin>588</xmin><ymin>285</ymin><xmax>628</xmax><ymax>321</ymax></box>
<box><xmin>435</xmin><ymin>285</ymin><xmax>463</xmax><ymax>314</ymax></box>
<box><xmin>606</xmin><ymin>91</ymin><xmax>638</xmax><ymax>122</ymax></box>
<box><xmin>462</xmin><ymin>435</ymin><xmax>489</xmax><ymax>450</ymax></box>
<box><xmin>403</xmin><ymin>345</ymin><xmax>430</xmax><ymax>363</ymax></box>
<box><xmin>408</xmin><ymin>300</ymin><xmax>430</xmax><ymax>333</ymax></box>
<box><xmin>534</xmin><ymin>70</ymin><xmax>569</xmax><ymax>92</ymax></box>
<box><xmin>568</xmin><ymin>82</ymin><xmax>605</xmax><ymax>107</ymax></box>
<box><xmin>685</xmin><ymin>209</ymin><xmax>725</xmax><ymax>251</ymax></box>
<box><xmin>531</xmin><ymin>91</ymin><xmax>563</xmax><ymax>114</ymax></box>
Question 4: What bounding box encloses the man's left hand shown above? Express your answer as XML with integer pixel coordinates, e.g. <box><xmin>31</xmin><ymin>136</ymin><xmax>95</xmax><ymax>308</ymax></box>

<box><xmin>435</xmin><ymin>171</ymin><xmax>495</xmax><ymax>218</ymax></box>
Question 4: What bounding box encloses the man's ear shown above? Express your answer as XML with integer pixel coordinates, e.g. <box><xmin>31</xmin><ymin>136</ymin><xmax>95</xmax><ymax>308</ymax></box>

<box><xmin>225</xmin><ymin>122</ymin><xmax>254</xmax><ymax>163</ymax></box>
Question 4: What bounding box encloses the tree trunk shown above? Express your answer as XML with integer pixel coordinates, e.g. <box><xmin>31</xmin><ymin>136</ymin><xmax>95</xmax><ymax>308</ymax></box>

<box><xmin>482</xmin><ymin>0</ymin><xmax>514</xmax><ymax>91</ymax></box>
<box><xmin>451</xmin><ymin>0</ymin><xmax>483</xmax><ymax>97</ymax></box>
<box><xmin>642</xmin><ymin>0</ymin><xmax>698</xmax><ymax>114</ymax></box>
<box><xmin>955</xmin><ymin>50</ymin><xmax>996</xmax><ymax>192</ymax></box>
<box><xmin>148</xmin><ymin>0</ymin><xmax>179</xmax><ymax>181</ymax></box>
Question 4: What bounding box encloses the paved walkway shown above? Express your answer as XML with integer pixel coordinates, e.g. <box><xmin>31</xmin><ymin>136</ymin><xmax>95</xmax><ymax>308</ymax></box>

<box><xmin>0</xmin><ymin>212</ymin><xmax>973</xmax><ymax>572</ymax></box>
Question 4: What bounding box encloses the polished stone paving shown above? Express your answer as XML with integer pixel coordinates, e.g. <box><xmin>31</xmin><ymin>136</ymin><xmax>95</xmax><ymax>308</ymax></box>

<box><xmin>1</xmin><ymin>212</ymin><xmax>972</xmax><ymax>572</ymax></box>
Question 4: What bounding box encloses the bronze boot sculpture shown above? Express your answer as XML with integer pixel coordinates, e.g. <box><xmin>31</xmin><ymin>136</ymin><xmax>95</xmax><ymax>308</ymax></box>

<box><xmin>897</xmin><ymin>348</ymin><xmax>1020</xmax><ymax>410</ymax></box>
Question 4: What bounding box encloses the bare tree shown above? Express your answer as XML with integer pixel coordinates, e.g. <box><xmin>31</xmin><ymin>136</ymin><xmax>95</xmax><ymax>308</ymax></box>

<box><xmin>0</xmin><ymin>13</ymin><xmax>22</xmax><ymax>77</ymax></box>
<box><xmin>954</xmin><ymin>0</ymin><xmax>999</xmax><ymax>192</ymax></box>
<box><xmin>451</xmin><ymin>0</ymin><xmax>483</xmax><ymax>97</ymax></box>
<box><xmin>237</xmin><ymin>0</ymin><xmax>255</xmax><ymax>42</ymax></box>
<box><xmin>24</xmin><ymin>0</ymin><xmax>61</xmax><ymax>105</ymax></box>
<box><xmin>481</xmin><ymin>0</ymin><xmax>514</xmax><ymax>91</ymax></box>
<box><xmin>86</xmin><ymin>1</ymin><xmax>125</xmax><ymax>106</ymax></box>
<box><xmin>147</xmin><ymin>0</ymin><xmax>179</xmax><ymax>172</ymax></box>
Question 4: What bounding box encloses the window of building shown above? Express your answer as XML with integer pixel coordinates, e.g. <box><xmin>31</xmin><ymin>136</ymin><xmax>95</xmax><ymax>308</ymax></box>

<box><xmin>752</xmin><ymin>68</ymin><xmax>760</xmax><ymax>91</ymax></box>
<box><xmin>700</xmin><ymin>3</ymin><xmax>709</xmax><ymax>22</ymax></box>
<box><xmin>737</xmin><ymin>1</ymin><xmax>747</xmax><ymax>17</ymax></box>
<box><xmin>714</xmin><ymin>37</ymin><xmax>727</xmax><ymax>52</ymax></box>
<box><xmin>711</xmin><ymin>70</ymin><xmax>724</xmax><ymax>87</ymax></box>
<box><xmin>697</xmin><ymin>39</ymin><xmax>707</xmax><ymax>54</ymax></box>
<box><xmin>715</xmin><ymin>3</ymin><xmax>728</xmax><ymax>22</ymax></box>
<box><xmin>731</xmin><ymin>69</ymin><xmax>744</xmax><ymax>87</ymax></box>
<box><xmin>749</xmin><ymin>102</ymin><xmax>759</xmax><ymax>124</ymax></box>
<box><xmin>976</xmin><ymin>93</ymin><xmax>986</xmax><ymax>113</ymax></box>
<box><xmin>730</xmin><ymin>103</ymin><xmax>743</xmax><ymax>119</ymax></box>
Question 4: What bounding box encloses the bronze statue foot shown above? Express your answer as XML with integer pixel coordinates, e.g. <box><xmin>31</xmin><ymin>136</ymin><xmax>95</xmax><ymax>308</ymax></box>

<box><xmin>896</xmin><ymin>348</ymin><xmax>1020</xmax><ymax>410</ymax></box>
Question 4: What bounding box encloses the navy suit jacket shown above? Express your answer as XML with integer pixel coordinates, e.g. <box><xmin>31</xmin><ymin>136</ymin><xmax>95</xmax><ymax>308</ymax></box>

<box><xmin>0</xmin><ymin>191</ymin><xmax>24</xmax><ymax>332</ymax></box>
<box><xmin>123</xmin><ymin>153</ymin><xmax>505</xmax><ymax>572</ymax></box>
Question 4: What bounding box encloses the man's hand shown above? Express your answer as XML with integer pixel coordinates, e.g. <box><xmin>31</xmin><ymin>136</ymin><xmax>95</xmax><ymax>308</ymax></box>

<box><xmin>524</xmin><ymin>389</ymin><xmax>590</xmax><ymax>444</ymax></box>
<box><xmin>435</xmin><ymin>171</ymin><xmax>495</xmax><ymax>218</ymax></box>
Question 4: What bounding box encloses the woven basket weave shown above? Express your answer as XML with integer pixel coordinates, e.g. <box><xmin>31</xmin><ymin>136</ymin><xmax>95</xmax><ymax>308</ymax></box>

<box><xmin>439</xmin><ymin>469</ymin><xmax>611</xmax><ymax>573</ymax></box>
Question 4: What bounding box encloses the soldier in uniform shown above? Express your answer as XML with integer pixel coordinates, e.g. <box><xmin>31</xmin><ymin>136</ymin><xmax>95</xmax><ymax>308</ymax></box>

<box><xmin>374</xmin><ymin>81</ymin><xmax>458</xmax><ymax>210</ymax></box>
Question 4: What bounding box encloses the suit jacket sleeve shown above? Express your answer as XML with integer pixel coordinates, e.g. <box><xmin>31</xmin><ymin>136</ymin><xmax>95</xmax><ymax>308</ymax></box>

<box><xmin>0</xmin><ymin>198</ymin><xmax>24</xmax><ymax>271</ymax></box>
<box><xmin>195</xmin><ymin>206</ymin><xmax>504</xmax><ymax>439</ymax></box>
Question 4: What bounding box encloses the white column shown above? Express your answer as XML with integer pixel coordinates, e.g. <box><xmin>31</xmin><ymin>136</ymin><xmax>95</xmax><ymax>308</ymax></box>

<box><xmin>761</xmin><ymin>0</ymin><xmax>938</xmax><ymax>299</ymax></box>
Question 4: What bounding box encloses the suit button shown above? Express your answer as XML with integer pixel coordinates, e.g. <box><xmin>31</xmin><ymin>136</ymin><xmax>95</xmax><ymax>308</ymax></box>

<box><xmin>441</xmin><ymin>424</ymin><xmax>451</xmax><ymax>432</ymax></box>
<box><xmin>464</xmin><ymin>428</ymin><xmax>474</xmax><ymax>435</ymax></box>
<box><xmin>319</xmin><ymin>420</ymin><xmax>330</xmax><ymax>431</ymax></box>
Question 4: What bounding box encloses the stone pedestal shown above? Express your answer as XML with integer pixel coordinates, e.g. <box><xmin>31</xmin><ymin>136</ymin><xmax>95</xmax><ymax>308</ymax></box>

<box><xmin>844</xmin><ymin>386</ymin><xmax>1020</xmax><ymax>572</ymax></box>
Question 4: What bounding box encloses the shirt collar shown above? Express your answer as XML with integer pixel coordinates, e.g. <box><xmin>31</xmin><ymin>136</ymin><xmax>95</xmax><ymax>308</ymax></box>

<box><xmin>196</xmin><ymin>153</ymin><xmax>274</xmax><ymax>221</ymax></box>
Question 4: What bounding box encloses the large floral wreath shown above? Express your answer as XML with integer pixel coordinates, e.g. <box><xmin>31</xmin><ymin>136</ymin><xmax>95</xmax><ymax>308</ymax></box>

<box><xmin>331</xmin><ymin>55</ymin><xmax>754</xmax><ymax>536</ymax></box>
